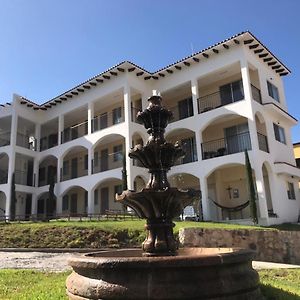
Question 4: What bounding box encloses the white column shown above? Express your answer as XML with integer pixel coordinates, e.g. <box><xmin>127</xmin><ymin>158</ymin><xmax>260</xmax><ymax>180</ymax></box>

<box><xmin>257</xmin><ymin>68</ymin><xmax>268</xmax><ymax>103</ymax></box>
<box><xmin>199</xmin><ymin>175</ymin><xmax>211</xmax><ymax>221</ymax></box>
<box><xmin>58</xmin><ymin>114</ymin><xmax>64</xmax><ymax>145</ymax></box>
<box><xmin>195</xmin><ymin>131</ymin><xmax>203</xmax><ymax>161</ymax></box>
<box><xmin>57</xmin><ymin>156</ymin><xmax>62</xmax><ymax>183</ymax></box>
<box><xmin>31</xmin><ymin>193</ymin><xmax>38</xmax><ymax>216</ymax></box>
<box><xmin>254</xmin><ymin>165</ymin><xmax>269</xmax><ymax>224</ymax></box>
<box><xmin>88</xmin><ymin>102</ymin><xmax>94</xmax><ymax>135</ymax></box>
<box><xmin>240</xmin><ymin>58</ymin><xmax>253</xmax><ymax>103</ymax></box>
<box><xmin>88</xmin><ymin>190</ymin><xmax>94</xmax><ymax>214</ymax></box>
<box><xmin>88</xmin><ymin>147</ymin><xmax>94</xmax><ymax>176</ymax></box>
<box><xmin>247</xmin><ymin>118</ymin><xmax>259</xmax><ymax>152</ymax></box>
<box><xmin>33</xmin><ymin>158</ymin><xmax>39</xmax><ymax>187</ymax></box>
<box><xmin>6</xmin><ymin>111</ymin><xmax>18</xmax><ymax>218</ymax></box>
<box><xmin>141</xmin><ymin>94</ymin><xmax>148</xmax><ymax>110</ymax></box>
<box><xmin>124</xmin><ymin>83</ymin><xmax>134</xmax><ymax>190</ymax></box>
<box><xmin>34</xmin><ymin>123</ymin><xmax>41</xmax><ymax>152</ymax></box>
<box><xmin>56</xmin><ymin>196</ymin><xmax>63</xmax><ymax>215</ymax></box>
<box><xmin>191</xmin><ymin>78</ymin><xmax>199</xmax><ymax>116</ymax></box>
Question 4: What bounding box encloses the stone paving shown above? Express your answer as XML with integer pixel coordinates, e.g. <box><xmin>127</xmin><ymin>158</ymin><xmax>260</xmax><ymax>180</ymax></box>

<box><xmin>0</xmin><ymin>251</ymin><xmax>299</xmax><ymax>272</ymax></box>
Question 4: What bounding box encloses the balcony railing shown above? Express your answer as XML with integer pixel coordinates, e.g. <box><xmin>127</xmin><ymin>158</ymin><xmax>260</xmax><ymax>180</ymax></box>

<box><xmin>0</xmin><ymin>132</ymin><xmax>10</xmax><ymax>147</ymax></box>
<box><xmin>40</xmin><ymin>133</ymin><xmax>58</xmax><ymax>151</ymax></box>
<box><xmin>257</xmin><ymin>132</ymin><xmax>269</xmax><ymax>153</ymax></box>
<box><xmin>61</xmin><ymin>121</ymin><xmax>88</xmax><ymax>144</ymax></box>
<box><xmin>14</xmin><ymin>170</ymin><xmax>34</xmax><ymax>186</ymax></box>
<box><xmin>92</xmin><ymin>111</ymin><xmax>124</xmax><ymax>133</ymax></box>
<box><xmin>131</xmin><ymin>107</ymin><xmax>143</xmax><ymax>123</ymax></box>
<box><xmin>174</xmin><ymin>154</ymin><xmax>198</xmax><ymax>166</ymax></box>
<box><xmin>60</xmin><ymin>168</ymin><xmax>88</xmax><ymax>182</ymax></box>
<box><xmin>168</xmin><ymin>104</ymin><xmax>194</xmax><ymax>123</ymax></box>
<box><xmin>38</xmin><ymin>175</ymin><xmax>57</xmax><ymax>187</ymax></box>
<box><xmin>16</xmin><ymin>133</ymin><xmax>37</xmax><ymax>150</ymax></box>
<box><xmin>201</xmin><ymin>132</ymin><xmax>251</xmax><ymax>160</ymax></box>
<box><xmin>92</xmin><ymin>151</ymin><xmax>123</xmax><ymax>174</ymax></box>
<box><xmin>251</xmin><ymin>84</ymin><xmax>262</xmax><ymax>104</ymax></box>
<box><xmin>0</xmin><ymin>170</ymin><xmax>8</xmax><ymax>184</ymax></box>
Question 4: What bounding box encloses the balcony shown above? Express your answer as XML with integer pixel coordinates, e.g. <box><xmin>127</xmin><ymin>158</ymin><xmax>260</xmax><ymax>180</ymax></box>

<box><xmin>40</xmin><ymin>133</ymin><xmax>58</xmax><ymax>151</ymax></box>
<box><xmin>92</xmin><ymin>110</ymin><xmax>124</xmax><ymax>133</ymax></box>
<box><xmin>16</xmin><ymin>133</ymin><xmax>37</xmax><ymax>150</ymax></box>
<box><xmin>201</xmin><ymin>132</ymin><xmax>251</xmax><ymax>160</ymax></box>
<box><xmin>168</xmin><ymin>98</ymin><xmax>194</xmax><ymax>123</ymax></box>
<box><xmin>198</xmin><ymin>82</ymin><xmax>261</xmax><ymax>114</ymax></box>
<box><xmin>62</xmin><ymin>121</ymin><xmax>88</xmax><ymax>144</ymax></box>
<box><xmin>14</xmin><ymin>170</ymin><xmax>34</xmax><ymax>186</ymax></box>
<box><xmin>257</xmin><ymin>132</ymin><xmax>269</xmax><ymax>153</ymax></box>
<box><xmin>92</xmin><ymin>151</ymin><xmax>123</xmax><ymax>174</ymax></box>
<box><xmin>0</xmin><ymin>132</ymin><xmax>10</xmax><ymax>147</ymax></box>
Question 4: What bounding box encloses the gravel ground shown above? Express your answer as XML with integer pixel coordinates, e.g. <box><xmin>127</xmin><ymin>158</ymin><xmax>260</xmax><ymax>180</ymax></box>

<box><xmin>0</xmin><ymin>251</ymin><xmax>299</xmax><ymax>272</ymax></box>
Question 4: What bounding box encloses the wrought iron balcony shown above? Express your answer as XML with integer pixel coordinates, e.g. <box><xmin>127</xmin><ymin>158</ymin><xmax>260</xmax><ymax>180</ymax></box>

<box><xmin>92</xmin><ymin>151</ymin><xmax>123</xmax><ymax>174</ymax></box>
<box><xmin>61</xmin><ymin>121</ymin><xmax>88</xmax><ymax>144</ymax></box>
<box><xmin>92</xmin><ymin>110</ymin><xmax>124</xmax><ymax>133</ymax></box>
<box><xmin>0</xmin><ymin>132</ymin><xmax>10</xmax><ymax>147</ymax></box>
<box><xmin>16</xmin><ymin>133</ymin><xmax>37</xmax><ymax>150</ymax></box>
<box><xmin>251</xmin><ymin>84</ymin><xmax>262</xmax><ymax>104</ymax></box>
<box><xmin>201</xmin><ymin>132</ymin><xmax>251</xmax><ymax>160</ymax></box>
<box><xmin>257</xmin><ymin>132</ymin><xmax>269</xmax><ymax>153</ymax></box>
<box><xmin>40</xmin><ymin>133</ymin><xmax>58</xmax><ymax>151</ymax></box>
<box><xmin>168</xmin><ymin>103</ymin><xmax>194</xmax><ymax>123</ymax></box>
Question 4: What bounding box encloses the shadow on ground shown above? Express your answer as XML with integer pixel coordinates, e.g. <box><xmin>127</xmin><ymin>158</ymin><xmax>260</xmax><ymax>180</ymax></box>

<box><xmin>261</xmin><ymin>284</ymin><xmax>300</xmax><ymax>300</ymax></box>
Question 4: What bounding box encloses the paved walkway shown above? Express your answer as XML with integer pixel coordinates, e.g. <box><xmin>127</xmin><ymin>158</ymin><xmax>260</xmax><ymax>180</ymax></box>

<box><xmin>0</xmin><ymin>251</ymin><xmax>299</xmax><ymax>272</ymax></box>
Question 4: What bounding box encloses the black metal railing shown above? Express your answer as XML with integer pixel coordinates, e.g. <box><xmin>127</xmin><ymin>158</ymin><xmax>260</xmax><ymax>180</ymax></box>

<box><xmin>201</xmin><ymin>132</ymin><xmax>251</xmax><ymax>160</ymax></box>
<box><xmin>174</xmin><ymin>154</ymin><xmax>198</xmax><ymax>166</ymax></box>
<box><xmin>0</xmin><ymin>170</ymin><xmax>8</xmax><ymax>184</ymax></box>
<box><xmin>40</xmin><ymin>133</ymin><xmax>58</xmax><ymax>151</ymax></box>
<box><xmin>14</xmin><ymin>170</ymin><xmax>34</xmax><ymax>186</ymax></box>
<box><xmin>168</xmin><ymin>104</ymin><xmax>194</xmax><ymax>123</ymax></box>
<box><xmin>61</xmin><ymin>120</ymin><xmax>88</xmax><ymax>144</ymax></box>
<box><xmin>92</xmin><ymin>110</ymin><xmax>124</xmax><ymax>133</ymax></box>
<box><xmin>251</xmin><ymin>84</ymin><xmax>262</xmax><ymax>104</ymax></box>
<box><xmin>16</xmin><ymin>133</ymin><xmax>37</xmax><ymax>150</ymax></box>
<box><xmin>0</xmin><ymin>132</ymin><xmax>10</xmax><ymax>147</ymax></box>
<box><xmin>257</xmin><ymin>132</ymin><xmax>269</xmax><ymax>153</ymax></box>
<box><xmin>92</xmin><ymin>151</ymin><xmax>123</xmax><ymax>174</ymax></box>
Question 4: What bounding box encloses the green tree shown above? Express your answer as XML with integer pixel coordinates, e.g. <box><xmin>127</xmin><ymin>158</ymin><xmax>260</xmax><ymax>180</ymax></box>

<box><xmin>245</xmin><ymin>150</ymin><xmax>258</xmax><ymax>224</ymax></box>
<box><xmin>10</xmin><ymin>173</ymin><xmax>16</xmax><ymax>221</ymax></box>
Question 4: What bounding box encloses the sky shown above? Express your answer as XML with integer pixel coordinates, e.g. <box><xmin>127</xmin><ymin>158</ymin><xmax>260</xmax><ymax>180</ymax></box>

<box><xmin>0</xmin><ymin>0</ymin><xmax>300</xmax><ymax>141</ymax></box>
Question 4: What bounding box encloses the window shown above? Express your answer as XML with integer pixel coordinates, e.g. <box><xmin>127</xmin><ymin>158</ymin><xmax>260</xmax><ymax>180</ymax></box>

<box><xmin>267</xmin><ymin>81</ymin><xmax>280</xmax><ymax>102</ymax></box>
<box><xmin>273</xmin><ymin>123</ymin><xmax>286</xmax><ymax>144</ymax></box>
<box><xmin>113</xmin><ymin>144</ymin><xmax>123</xmax><ymax>161</ymax></box>
<box><xmin>63</xmin><ymin>160</ymin><xmax>69</xmax><ymax>175</ymax></box>
<box><xmin>94</xmin><ymin>152</ymin><xmax>99</xmax><ymax>167</ymax></box>
<box><xmin>94</xmin><ymin>189</ymin><xmax>98</xmax><ymax>205</ymax></box>
<box><xmin>62</xmin><ymin>195</ymin><xmax>69</xmax><ymax>210</ymax></box>
<box><xmin>39</xmin><ymin>167</ymin><xmax>46</xmax><ymax>182</ymax></box>
<box><xmin>113</xmin><ymin>107</ymin><xmax>122</xmax><ymax>124</ymax></box>
<box><xmin>182</xmin><ymin>137</ymin><xmax>197</xmax><ymax>163</ymax></box>
<box><xmin>220</xmin><ymin>80</ymin><xmax>244</xmax><ymax>105</ymax></box>
<box><xmin>225</xmin><ymin>123</ymin><xmax>251</xmax><ymax>154</ymax></box>
<box><xmin>84</xmin><ymin>154</ymin><xmax>88</xmax><ymax>170</ymax></box>
<box><xmin>178</xmin><ymin>97</ymin><xmax>193</xmax><ymax>120</ymax></box>
<box><xmin>296</xmin><ymin>158</ymin><xmax>300</xmax><ymax>168</ymax></box>
<box><xmin>287</xmin><ymin>182</ymin><xmax>296</xmax><ymax>200</ymax></box>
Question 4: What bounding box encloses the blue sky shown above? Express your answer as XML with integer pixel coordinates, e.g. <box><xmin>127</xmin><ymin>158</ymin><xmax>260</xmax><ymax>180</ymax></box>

<box><xmin>1</xmin><ymin>0</ymin><xmax>300</xmax><ymax>141</ymax></box>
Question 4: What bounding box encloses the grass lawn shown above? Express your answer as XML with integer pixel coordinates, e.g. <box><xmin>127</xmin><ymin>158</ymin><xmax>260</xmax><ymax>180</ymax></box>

<box><xmin>0</xmin><ymin>269</ymin><xmax>299</xmax><ymax>300</ymax></box>
<box><xmin>0</xmin><ymin>219</ymin><xmax>271</xmax><ymax>249</ymax></box>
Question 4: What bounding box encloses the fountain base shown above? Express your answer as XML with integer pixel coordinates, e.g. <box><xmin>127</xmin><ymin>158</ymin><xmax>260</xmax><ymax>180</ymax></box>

<box><xmin>66</xmin><ymin>248</ymin><xmax>264</xmax><ymax>300</ymax></box>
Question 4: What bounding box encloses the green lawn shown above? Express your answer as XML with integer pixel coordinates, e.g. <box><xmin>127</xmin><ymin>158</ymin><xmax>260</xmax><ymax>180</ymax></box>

<box><xmin>0</xmin><ymin>269</ymin><xmax>299</xmax><ymax>300</ymax></box>
<box><xmin>0</xmin><ymin>220</ymin><xmax>272</xmax><ymax>249</ymax></box>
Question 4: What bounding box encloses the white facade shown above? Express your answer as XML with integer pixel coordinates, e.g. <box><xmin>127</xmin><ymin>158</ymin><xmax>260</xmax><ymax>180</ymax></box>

<box><xmin>0</xmin><ymin>31</ymin><xmax>299</xmax><ymax>225</ymax></box>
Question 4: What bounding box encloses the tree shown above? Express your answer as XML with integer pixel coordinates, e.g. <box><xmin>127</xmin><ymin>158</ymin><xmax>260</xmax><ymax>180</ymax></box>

<box><xmin>122</xmin><ymin>151</ymin><xmax>128</xmax><ymax>191</ymax></box>
<box><xmin>47</xmin><ymin>166</ymin><xmax>56</xmax><ymax>219</ymax></box>
<box><xmin>245</xmin><ymin>150</ymin><xmax>258</xmax><ymax>224</ymax></box>
<box><xmin>10</xmin><ymin>173</ymin><xmax>16</xmax><ymax>221</ymax></box>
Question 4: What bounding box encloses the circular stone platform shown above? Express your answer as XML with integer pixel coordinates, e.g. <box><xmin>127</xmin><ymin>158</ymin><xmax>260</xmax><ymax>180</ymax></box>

<box><xmin>66</xmin><ymin>247</ymin><xmax>264</xmax><ymax>300</ymax></box>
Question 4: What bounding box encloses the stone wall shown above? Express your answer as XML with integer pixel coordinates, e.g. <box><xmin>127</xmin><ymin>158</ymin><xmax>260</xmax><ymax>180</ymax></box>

<box><xmin>179</xmin><ymin>228</ymin><xmax>300</xmax><ymax>264</ymax></box>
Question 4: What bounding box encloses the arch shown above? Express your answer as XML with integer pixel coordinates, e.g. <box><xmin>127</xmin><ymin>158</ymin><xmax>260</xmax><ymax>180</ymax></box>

<box><xmin>92</xmin><ymin>133</ymin><xmax>125</xmax><ymax>152</ymax></box>
<box><xmin>60</xmin><ymin>185</ymin><xmax>87</xmax><ymax>198</ymax></box>
<box><xmin>39</xmin><ymin>154</ymin><xmax>57</xmax><ymax>165</ymax></box>
<box><xmin>36</xmin><ymin>191</ymin><xmax>56</xmax><ymax>217</ymax></box>
<box><xmin>206</xmin><ymin>162</ymin><xmax>245</xmax><ymax>178</ymax></box>
<box><xmin>91</xmin><ymin>177</ymin><xmax>122</xmax><ymax>193</ymax></box>
<box><xmin>132</xmin><ymin>132</ymin><xmax>145</xmax><ymax>147</ymax></box>
<box><xmin>61</xmin><ymin>145</ymin><xmax>89</xmax><ymax>161</ymax></box>
<box><xmin>201</xmin><ymin>112</ymin><xmax>245</xmax><ymax>133</ymax></box>
<box><xmin>60</xmin><ymin>185</ymin><xmax>88</xmax><ymax>215</ymax></box>
<box><xmin>92</xmin><ymin>177</ymin><xmax>123</xmax><ymax>214</ymax></box>
<box><xmin>131</xmin><ymin>131</ymin><xmax>147</xmax><ymax>145</ymax></box>
<box><xmin>0</xmin><ymin>153</ymin><xmax>9</xmax><ymax>184</ymax></box>
<box><xmin>0</xmin><ymin>191</ymin><xmax>6</xmax><ymax>216</ymax></box>
<box><xmin>165</xmin><ymin>128</ymin><xmax>195</xmax><ymax>141</ymax></box>
<box><xmin>168</xmin><ymin>173</ymin><xmax>200</xmax><ymax>190</ymax></box>
<box><xmin>38</xmin><ymin>155</ymin><xmax>58</xmax><ymax>187</ymax></box>
<box><xmin>255</xmin><ymin>111</ymin><xmax>266</xmax><ymax>124</ymax></box>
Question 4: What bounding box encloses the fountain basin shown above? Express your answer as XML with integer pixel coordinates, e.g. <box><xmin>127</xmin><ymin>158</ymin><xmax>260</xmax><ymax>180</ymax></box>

<box><xmin>66</xmin><ymin>247</ymin><xmax>264</xmax><ymax>300</ymax></box>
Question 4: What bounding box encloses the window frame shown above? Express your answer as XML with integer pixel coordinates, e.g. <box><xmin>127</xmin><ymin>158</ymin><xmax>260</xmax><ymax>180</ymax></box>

<box><xmin>273</xmin><ymin>123</ymin><xmax>286</xmax><ymax>144</ymax></box>
<box><xmin>267</xmin><ymin>81</ymin><xmax>280</xmax><ymax>102</ymax></box>
<box><xmin>287</xmin><ymin>182</ymin><xmax>296</xmax><ymax>200</ymax></box>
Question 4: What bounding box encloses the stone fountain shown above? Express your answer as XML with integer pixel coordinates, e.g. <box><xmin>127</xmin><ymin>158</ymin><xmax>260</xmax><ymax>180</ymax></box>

<box><xmin>66</xmin><ymin>96</ymin><xmax>264</xmax><ymax>299</ymax></box>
